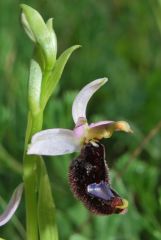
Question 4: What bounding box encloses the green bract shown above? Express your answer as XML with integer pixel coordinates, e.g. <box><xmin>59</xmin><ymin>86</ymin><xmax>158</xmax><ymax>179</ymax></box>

<box><xmin>21</xmin><ymin>4</ymin><xmax>80</xmax><ymax>116</ymax></box>
<box><xmin>21</xmin><ymin>4</ymin><xmax>57</xmax><ymax>69</ymax></box>
<box><xmin>40</xmin><ymin>45</ymin><xmax>81</xmax><ymax>109</ymax></box>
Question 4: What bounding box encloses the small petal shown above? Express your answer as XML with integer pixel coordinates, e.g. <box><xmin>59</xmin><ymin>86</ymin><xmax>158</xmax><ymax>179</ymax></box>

<box><xmin>87</xmin><ymin>120</ymin><xmax>133</xmax><ymax>141</ymax></box>
<box><xmin>114</xmin><ymin>121</ymin><xmax>133</xmax><ymax>133</ymax></box>
<box><xmin>87</xmin><ymin>121</ymin><xmax>115</xmax><ymax>140</ymax></box>
<box><xmin>72</xmin><ymin>78</ymin><xmax>108</xmax><ymax>124</ymax></box>
<box><xmin>28</xmin><ymin>128</ymin><xmax>81</xmax><ymax>156</ymax></box>
<box><xmin>89</xmin><ymin>121</ymin><xmax>114</xmax><ymax>129</ymax></box>
<box><xmin>0</xmin><ymin>183</ymin><xmax>23</xmax><ymax>227</ymax></box>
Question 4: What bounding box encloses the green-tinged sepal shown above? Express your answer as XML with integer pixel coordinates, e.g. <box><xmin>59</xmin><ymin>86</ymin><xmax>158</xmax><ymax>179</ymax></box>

<box><xmin>21</xmin><ymin>4</ymin><xmax>57</xmax><ymax>70</ymax></box>
<box><xmin>41</xmin><ymin>45</ymin><xmax>81</xmax><ymax>109</ymax></box>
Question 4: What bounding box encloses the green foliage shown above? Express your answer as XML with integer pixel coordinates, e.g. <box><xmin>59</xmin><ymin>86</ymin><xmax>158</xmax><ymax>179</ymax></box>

<box><xmin>21</xmin><ymin>4</ymin><xmax>57</xmax><ymax>69</ymax></box>
<box><xmin>41</xmin><ymin>45</ymin><xmax>81</xmax><ymax>109</ymax></box>
<box><xmin>38</xmin><ymin>159</ymin><xmax>58</xmax><ymax>240</ymax></box>
<box><xmin>0</xmin><ymin>0</ymin><xmax>161</xmax><ymax>239</ymax></box>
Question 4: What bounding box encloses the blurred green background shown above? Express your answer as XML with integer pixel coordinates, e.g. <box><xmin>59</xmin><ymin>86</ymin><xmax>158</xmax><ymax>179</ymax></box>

<box><xmin>0</xmin><ymin>0</ymin><xmax>161</xmax><ymax>239</ymax></box>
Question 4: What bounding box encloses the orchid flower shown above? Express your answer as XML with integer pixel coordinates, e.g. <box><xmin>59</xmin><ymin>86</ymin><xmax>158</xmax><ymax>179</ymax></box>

<box><xmin>0</xmin><ymin>183</ymin><xmax>23</xmax><ymax>226</ymax></box>
<box><xmin>28</xmin><ymin>78</ymin><xmax>132</xmax><ymax>156</ymax></box>
<box><xmin>28</xmin><ymin>78</ymin><xmax>132</xmax><ymax>215</ymax></box>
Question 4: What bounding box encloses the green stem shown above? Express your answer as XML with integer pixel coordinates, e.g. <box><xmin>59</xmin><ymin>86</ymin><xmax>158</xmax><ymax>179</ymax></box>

<box><xmin>23</xmin><ymin>111</ymin><xmax>43</xmax><ymax>240</ymax></box>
